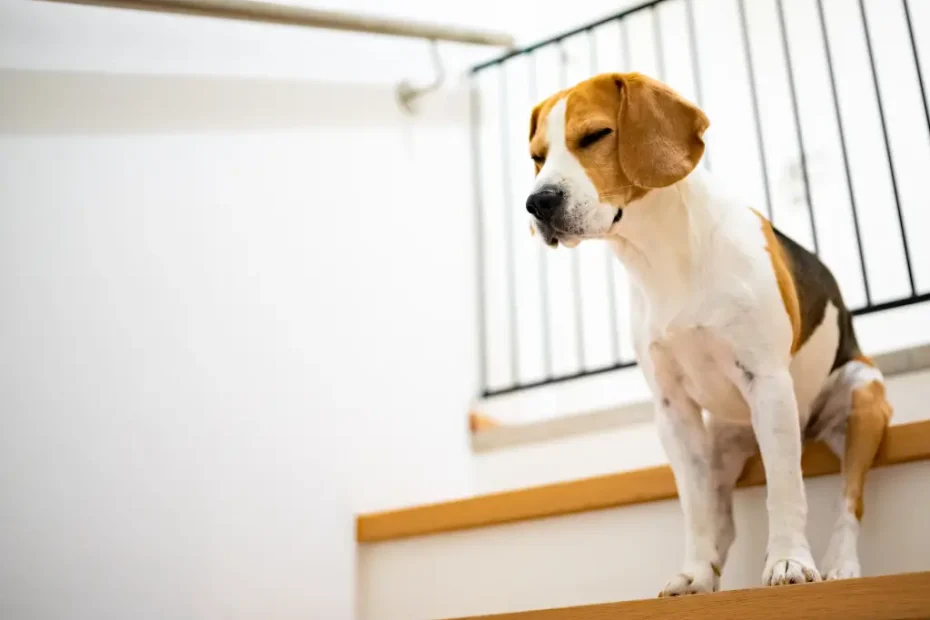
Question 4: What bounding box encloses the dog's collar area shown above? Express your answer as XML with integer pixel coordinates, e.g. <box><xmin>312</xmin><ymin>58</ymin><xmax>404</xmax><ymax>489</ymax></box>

<box><xmin>613</xmin><ymin>208</ymin><xmax>623</xmax><ymax>223</ymax></box>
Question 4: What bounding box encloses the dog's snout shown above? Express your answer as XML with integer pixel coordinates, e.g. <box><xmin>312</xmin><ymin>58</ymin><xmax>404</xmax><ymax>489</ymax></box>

<box><xmin>526</xmin><ymin>187</ymin><xmax>564</xmax><ymax>220</ymax></box>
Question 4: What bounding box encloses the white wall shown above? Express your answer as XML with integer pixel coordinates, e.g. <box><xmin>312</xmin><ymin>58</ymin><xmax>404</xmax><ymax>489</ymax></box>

<box><xmin>0</xmin><ymin>72</ymin><xmax>485</xmax><ymax>620</ymax></box>
<box><xmin>0</xmin><ymin>0</ymin><xmax>645</xmax><ymax>619</ymax></box>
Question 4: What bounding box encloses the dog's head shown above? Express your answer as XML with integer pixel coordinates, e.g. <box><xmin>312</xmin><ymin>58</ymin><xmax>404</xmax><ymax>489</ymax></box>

<box><xmin>527</xmin><ymin>73</ymin><xmax>709</xmax><ymax>247</ymax></box>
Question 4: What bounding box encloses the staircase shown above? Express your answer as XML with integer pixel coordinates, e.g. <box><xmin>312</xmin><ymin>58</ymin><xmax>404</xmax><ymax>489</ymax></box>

<box><xmin>355</xmin><ymin>349</ymin><xmax>930</xmax><ymax>620</ymax></box>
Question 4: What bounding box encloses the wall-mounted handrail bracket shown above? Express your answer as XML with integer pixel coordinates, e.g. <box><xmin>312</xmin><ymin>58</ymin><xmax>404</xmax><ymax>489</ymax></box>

<box><xmin>396</xmin><ymin>40</ymin><xmax>445</xmax><ymax>115</ymax></box>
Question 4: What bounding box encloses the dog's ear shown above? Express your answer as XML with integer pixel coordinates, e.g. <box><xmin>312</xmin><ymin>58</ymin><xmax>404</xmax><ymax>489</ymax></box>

<box><xmin>612</xmin><ymin>73</ymin><xmax>709</xmax><ymax>189</ymax></box>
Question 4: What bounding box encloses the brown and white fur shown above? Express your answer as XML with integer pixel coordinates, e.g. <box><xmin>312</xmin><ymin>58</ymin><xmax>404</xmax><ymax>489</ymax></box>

<box><xmin>525</xmin><ymin>73</ymin><xmax>892</xmax><ymax>594</ymax></box>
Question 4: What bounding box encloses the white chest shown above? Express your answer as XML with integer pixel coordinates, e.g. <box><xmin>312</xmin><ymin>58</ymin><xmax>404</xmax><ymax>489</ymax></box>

<box><xmin>648</xmin><ymin>327</ymin><xmax>752</xmax><ymax>423</ymax></box>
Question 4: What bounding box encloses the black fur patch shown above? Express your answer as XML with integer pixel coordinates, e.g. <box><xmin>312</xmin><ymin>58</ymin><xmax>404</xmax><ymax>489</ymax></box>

<box><xmin>772</xmin><ymin>227</ymin><xmax>861</xmax><ymax>371</ymax></box>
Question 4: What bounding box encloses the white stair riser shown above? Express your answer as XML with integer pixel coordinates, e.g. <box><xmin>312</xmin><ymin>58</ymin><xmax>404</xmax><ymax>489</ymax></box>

<box><xmin>360</xmin><ymin>460</ymin><xmax>930</xmax><ymax>620</ymax></box>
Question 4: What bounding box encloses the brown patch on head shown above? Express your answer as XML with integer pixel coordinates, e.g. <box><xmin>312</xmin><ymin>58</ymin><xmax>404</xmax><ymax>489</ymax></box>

<box><xmin>528</xmin><ymin>73</ymin><xmax>708</xmax><ymax>202</ymax></box>
<box><xmin>528</xmin><ymin>89</ymin><xmax>567</xmax><ymax>175</ymax></box>
<box><xmin>845</xmin><ymin>380</ymin><xmax>892</xmax><ymax>520</ymax></box>
<box><xmin>753</xmin><ymin>210</ymin><xmax>802</xmax><ymax>354</ymax></box>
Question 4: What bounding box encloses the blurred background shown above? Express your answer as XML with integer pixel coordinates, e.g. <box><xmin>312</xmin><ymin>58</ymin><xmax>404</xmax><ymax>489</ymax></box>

<box><xmin>1</xmin><ymin>0</ymin><xmax>928</xmax><ymax>619</ymax></box>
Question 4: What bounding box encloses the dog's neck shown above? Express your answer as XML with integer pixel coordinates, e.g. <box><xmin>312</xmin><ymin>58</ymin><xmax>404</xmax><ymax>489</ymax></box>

<box><xmin>606</xmin><ymin>169</ymin><xmax>724</xmax><ymax>307</ymax></box>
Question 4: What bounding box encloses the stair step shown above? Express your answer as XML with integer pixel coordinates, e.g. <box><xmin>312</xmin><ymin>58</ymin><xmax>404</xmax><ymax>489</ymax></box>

<box><xmin>357</xmin><ymin>419</ymin><xmax>930</xmax><ymax>542</ymax></box>
<box><xmin>443</xmin><ymin>572</ymin><xmax>930</xmax><ymax>620</ymax></box>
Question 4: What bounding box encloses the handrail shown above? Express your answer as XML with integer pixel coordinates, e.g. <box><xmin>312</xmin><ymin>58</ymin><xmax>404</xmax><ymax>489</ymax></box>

<box><xmin>37</xmin><ymin>0</ymin><xmax>516</xmax><ymax>47</ymax></box>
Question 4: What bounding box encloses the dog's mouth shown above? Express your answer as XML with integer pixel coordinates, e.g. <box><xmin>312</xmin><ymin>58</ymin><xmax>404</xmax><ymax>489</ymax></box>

<box><xmin>542</xmin><ymin>232</ymin><xmax>581</xmax><ymax>249</ymax></box>
<box><xmin>539</xmin><ymin>223</ymin><xmax>571</xmax><ymax>248</ymax></box>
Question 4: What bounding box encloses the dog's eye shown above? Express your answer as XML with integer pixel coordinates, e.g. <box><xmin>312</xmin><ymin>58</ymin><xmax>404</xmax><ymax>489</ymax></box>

<box><xmin>579</xmin><ymin>128</ymin><xmax>613</xmax><ymax>148</ymax></box>
<box><xmin>531</xmin><ymin>154</ymin><xmax>545</xmax><ymax>165</ymax></box>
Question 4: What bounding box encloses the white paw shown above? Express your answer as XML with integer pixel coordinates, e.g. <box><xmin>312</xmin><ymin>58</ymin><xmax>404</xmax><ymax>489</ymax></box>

<box><xmin>658</xmin><ymin>564</ymin><xmax>719</xmax><ymax>597</ymax></box>
<box><xmin>762</xmin><ymin>553</ymin><xmax>821</xmax><ymax>586</ymax></box>
<box><xmin>823</xmin><ymin>561</ymin><xmax>861</xmax><ymax>581</ymax></box>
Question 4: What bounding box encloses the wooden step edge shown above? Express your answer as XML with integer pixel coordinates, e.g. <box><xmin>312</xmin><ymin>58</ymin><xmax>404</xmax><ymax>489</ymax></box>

<box><xmin>356</xmin><ymin>419</ymin><xmax>930</xmax><ymax>543</ymax></box>
<box><xmin>441</xmin><ymin>571</ymin><xmax>930</xmax><ymax>620</ymax></box>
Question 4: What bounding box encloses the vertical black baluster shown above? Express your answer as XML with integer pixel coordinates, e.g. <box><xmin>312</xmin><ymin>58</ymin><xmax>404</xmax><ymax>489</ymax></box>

<box><xmin>588</xmin><ymin>28</ymin><xmax>622</xmax><ymax>366</ymax></box>
<box><xmin>498</xmin><ymin>64</ymin><xmax>521</xmax><ymax>387</ymax></box>
<box><xmin>558</xmin><ymin>41</ymin><xmax>587</xmax><ymax>371</ymax></box>
<box><xmin>527</xmin><ymin>53</ymin><xmax>554</xmax><ymax>379</ymax></box>
<box><xmin>737</xmin><ymin>0</ymin><xmax>774</xmax><ymax>221</ymax></box>
<box><xmin>469</xmin><ymin>76</ymin><xmax>489</xmax><ymax>396</ymax></box>
<box><xmin>858</xmin><ymin>0</ymin><xmax>916</xmax><ymax>295</ymax></box>
<box><xmin>685</xmin><ymin>0</ymin><xmax>710</xmax><ymax>170</ymax></box>
<box><xmin>652</xmin><ymin>5</ymin><xmax>666</xmax><ymax>81</ymax></box>
<box><xmin>903</xmin><ymin>0</ymin><xmax>930</xmax><ymax>139</ymax></box>
<box><xmin>620</xmin><ymin>16</ymin><xmax>632</xmax><ymax>71</ymax></box>
<box><xmin>776</xmin><ymin>0</ymin><xmax>820</xmax><ymax>255</ymax></box>
<box><xmin>815</xmin><ymin>0</ymin><xmax>871</xmax><ymax>305</ymax></box>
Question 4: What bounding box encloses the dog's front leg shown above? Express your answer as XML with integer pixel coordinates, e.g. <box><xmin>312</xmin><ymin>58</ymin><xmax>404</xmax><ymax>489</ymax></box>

<box><xmin>742</xmin><ymin>367</ymin><xmax>820</xmax><ymax>585</ymax></box>
<box><xmin>655</xmin><ymin>394</ymin><xmax>721</xmax><ymax>596</ymax></box>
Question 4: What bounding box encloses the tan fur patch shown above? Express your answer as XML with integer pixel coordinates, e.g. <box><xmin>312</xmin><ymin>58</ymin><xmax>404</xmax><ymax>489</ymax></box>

<box><xmin>845</xmin><ymin>380</ymin><xmax>892</xmax><ymax>520</ymax></box>
<box><xmin>528</xmin><ymin>90</ymin><xmax>567</xmax><ymax>174</ymax></box>
<box><xmin>753</xmin><ymin>210</ymin><xmax>802</xmax><ymax>354</ymax></box>
<box><xmin>853</xmin><ymin>354</ymin><xmax>876</xmax><ymax>367</ymax></box>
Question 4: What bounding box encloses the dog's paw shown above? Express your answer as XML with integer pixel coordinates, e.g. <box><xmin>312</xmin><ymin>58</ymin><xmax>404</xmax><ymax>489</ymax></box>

<box><xmin>658</xmin><ymin>563</ymin><xmax>719</xmax><ymax>597</ymax></box>
<box><xmin>762</xmin><ymin>553</ymin><xmax>821</xmax><ymax>586</ymax></box>
<box><xmin>823</xmin><ymin>560</ymin><xmax>861</xmax><ymax>581</ymax></box>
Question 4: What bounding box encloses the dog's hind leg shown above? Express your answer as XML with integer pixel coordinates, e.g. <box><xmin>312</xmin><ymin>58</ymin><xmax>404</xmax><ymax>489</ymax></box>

<box><xmin>808</xmin><ymin>357</ymin><xmax>892</xmax><ymax>580</ymax></box>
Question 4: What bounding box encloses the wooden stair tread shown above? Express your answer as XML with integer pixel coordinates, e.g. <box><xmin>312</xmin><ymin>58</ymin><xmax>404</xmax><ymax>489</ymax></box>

<box><xmin>442</xmin><ymin>572</ymin><xmax>930</xmax><ymax>619</ymax></box>
<box><xmin>357</xmin><ymin>419</ymin><xmax>930</xmax><ymax>542</ymax></box>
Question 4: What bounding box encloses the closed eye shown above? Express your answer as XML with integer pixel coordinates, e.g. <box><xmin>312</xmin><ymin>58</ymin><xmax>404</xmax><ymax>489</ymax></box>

<box><xmin>531</xmin><ymin>154</ymin><xmax>545</xmax><ymax>165</ymax></box>
<box><xmin>578</xmin><ymin>128</ymin><xmax>613</xmax><ymax>148</ymax></box>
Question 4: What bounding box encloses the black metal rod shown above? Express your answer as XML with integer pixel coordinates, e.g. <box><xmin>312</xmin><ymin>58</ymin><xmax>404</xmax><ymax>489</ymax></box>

<box><xmin>815</xmin><ymin>0</ymin><xmax>871</xmax><ymax>305</ymax></box>
<box><xmin>903</xmin><ymin>0</ymin><xmax>930</xmax><ymax>141</ymax></box>
<box><xmin>684</xmin><ymin>0</ymin><xmax>709</xmax><ymax>171</ymax></box>
<box><xmin>858</xmin><ymin>0</ymin><xmax>916</xmax><ymax>295</ymax></box>
<box><xmin>652</xmin><ymin>5</ymin><xmax>666</xmax><ymax>81</ymax></box>
<box><xmin>527</xmin><ymin>53</ymin><xmax>554</xmax><ymax>379</ymax></box>
<box><xmin>736</xmin><ymin>0</ymin><xmax>773</xmax><ymax>221</ymax></box>
<box><xmin>468</xmin><ymin>78</ymin><xmax>488</xmax><ymax>394</ymax></box>
<box><xmin>776</xmin><ymin>0</ymin><xmax>819</xmax><ymax>255</ymax></box>
<box><xmin>851</xmin><ymin>292</ymin><xmax>930</xmax><ymax>316</ymax></box>
<box><xmin>472</xmin><ymin>0</ymin><xmax>666</xmax><ymax>72</ymax></box>
<box><xmin>556</xmin><ymin>41</ymin><xmax>588</xmax><ymax>371</ymax></box>
<box><xmin>483</xmin><ymin>359</ymin><xmax>639</xmax><ymax>398</ymax></box>
<box><xmin>588</xmin><ymin>28</ymin><xmax>622</xmax><ymax>366</ymax></box>
<box><xmin>498</xmin><ymin>66</ymin><xmax>521</xmax><ymax>384</ymax></box>
<box><xmin>620</xmin><ymin>15</ymin><xmax>632</xmax><ymax>70</ymax></box>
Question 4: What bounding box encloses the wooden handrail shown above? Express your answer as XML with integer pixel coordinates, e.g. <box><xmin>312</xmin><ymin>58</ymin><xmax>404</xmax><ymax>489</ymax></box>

<box><xmin>357</xmin><ymin>419</ymin><xmax>930</xmax><ymax>543</ymax></box>
<box><xmin>37</xmin><ymin>0</ymin><xmax>516</xmax><ymax>47</ymax></box>
<box><xmin>442</xmin><ymin>572</ymin><xmax>930</xmax><ymax>620</ymax></box>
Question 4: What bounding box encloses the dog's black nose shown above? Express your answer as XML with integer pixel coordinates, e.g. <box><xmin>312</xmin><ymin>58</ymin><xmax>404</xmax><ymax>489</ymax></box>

<box><xmin>526</xmin><ymin>187</ymin><xmax>564</xmax><ymax>220</ymax></box>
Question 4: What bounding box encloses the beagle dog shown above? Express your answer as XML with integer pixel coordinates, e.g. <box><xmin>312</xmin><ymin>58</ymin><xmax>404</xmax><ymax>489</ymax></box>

<box><xmin>525</xmin><ymin>73</ymin><xmax>892</xmax><ymax>594</ymax></box>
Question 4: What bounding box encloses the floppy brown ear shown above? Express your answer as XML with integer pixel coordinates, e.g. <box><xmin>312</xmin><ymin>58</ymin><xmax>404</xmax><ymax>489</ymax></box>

<box><xmin>613</xmin><ymin>73</ymin><xmax>709</xmax><ymax>189</ymax></box>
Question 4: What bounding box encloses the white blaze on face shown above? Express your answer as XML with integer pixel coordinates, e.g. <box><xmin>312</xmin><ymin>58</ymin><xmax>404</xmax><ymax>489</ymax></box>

<box><xmin>532</xmin><ymin>98</ymin><xmax>614</xmax><ymax>239</ymax></box>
